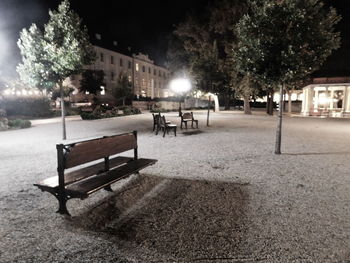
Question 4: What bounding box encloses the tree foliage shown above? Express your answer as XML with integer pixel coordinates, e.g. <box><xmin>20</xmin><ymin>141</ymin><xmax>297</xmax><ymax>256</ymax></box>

<box><xmin>235</xmin><ymin>0</ymin><xmax>341</xmax><ymax>86</ymax></box>
<box><xmin>79</xmin><ymin>69</ymin><xmax>105</xmax><ymax>95</ymax></box>
<box><xmin>112</xmin><ymin>73</ymin><xmax>133</xmax><ymax>106</ymax></box>
<box><xmin>17</xmin><ymin>0</ymin><xmax>96</xmax><ymax>90</ymax></box>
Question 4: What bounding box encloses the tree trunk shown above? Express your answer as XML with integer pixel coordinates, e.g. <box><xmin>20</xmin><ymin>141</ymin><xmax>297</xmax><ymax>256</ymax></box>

<box><xmin>60</xmin><ymin>81</ymin><xmax>67</xmax><ymax>140</ymax></box>
<box><xmin>275</xmin><ymin>84</ymin><xmax>284</xmax><ymax>154</ymax></box>
<box><xmin>288</xmin><ymin>89</ymin><xmax>292</xmax><ymax>116</ymax></box>
<box><xmin>266</xmin><ymin>91</ymin><xmax>272</xmax><ymax>115</ymax></box>
<box><xmin>224</xmin><ymin>92</ymin><xmax>231</xmax><ymax>110</ymax></box>
<box><xmin>266</xmin><ymin>91</ymin><xmax>274</xmax><ymax>115</ymax></box>
<box><xmin>243</xmin><ymin>94</ymin><xmax>251</xmax><ymax>114</ymax></box>
<box><xmin>207</xmin><ymin>95</ymin><xmax>211</xmax><ymax>127</ymax></box>
<box><xmin>123</xmin><ymin>98</ymin><xmax>125</xmax><ymax>106</ymax></box>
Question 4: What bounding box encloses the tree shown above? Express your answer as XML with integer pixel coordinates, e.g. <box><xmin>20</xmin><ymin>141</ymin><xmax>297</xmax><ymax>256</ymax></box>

<box><xmin>17</xmin><ymin>0</ymin><xmax>95</xmax><ymax>139</ymax></box>
<box><xmin>112</xmin><ymin>73</ymin><xmax>133</xmax><ymax>106</ymax></box>
<box><xmin>235</xmin><ymin>0</ymin><xmax>341</xmax><ymax>154</ymax></box>
<box><xmin>79</xmin><ymin>69</ymin><xmax>105</xmax><ymax>95</ymax></box>
<box><xmin>169</xmin><ymin>1</ymin><xmax>249</xmax><ymax>114</ymax></box>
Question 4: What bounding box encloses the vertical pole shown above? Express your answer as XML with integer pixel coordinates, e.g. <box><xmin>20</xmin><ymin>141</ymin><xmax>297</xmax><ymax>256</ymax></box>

<box><xmin>275</xmin><ymin>84</ymin><xmax>284</xmax><ymax>154</ymax></box>
<box><xmin>207</xmin><ymin>95</ymin><xmax>211</xmax><ymax>127</ymax></box>
<box><xmin>60</xmin><ymin>81</ymin><xmax>67</xmax><ymax>140</ymax></box>
<box><xmin>133</xmin><ymin>130</ymin><xmax>138</xmax><ymax>160</ymax></box>
<box><xmin>288</xmin><ymin>89</ymin><xmax>292</xmax><ymax>116</ymax></box>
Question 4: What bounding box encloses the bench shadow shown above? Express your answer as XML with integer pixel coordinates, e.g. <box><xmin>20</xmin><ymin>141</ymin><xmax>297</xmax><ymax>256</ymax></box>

<box><xmin>181</xmin><ymin>130</ymin><xmax>203</xmax><ymax>136</ymax></box>
<box><xmin>69</xmin><ymin>175</ymin><xmax>250</xmax><ymax>261</ymax></box>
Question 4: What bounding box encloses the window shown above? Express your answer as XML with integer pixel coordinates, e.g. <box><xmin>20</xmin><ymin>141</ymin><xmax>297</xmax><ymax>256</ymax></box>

<box><xmin>142</xmin><ymin>66</ymin><xmax>145</xmax><ymax>72</ymax></box>
<box><xmin>110</xmin><ymin>56</ymin><xmax>114</xmax><ymax>64</ymax></box>
<box><xmin>163</xmin><ymin>72</ymin><xmax>166</xmax><ymax>78</ymax></box>
<box><xmin>128</xmin><ymin>75</ymin><xmax>132</xmax><ymax>82</ymax></box>
<box><xmin>100</xmin><ymin>53</ymin><xmax>104</xmax><ymax>62</ymax></box>
<box><xmin>128</xmin><ymin>61</ymin><xmax>132</xmax><ymax>69</ymax></box>
<box><xmin>136</xmin><ymin>63</ymin><xmax>139</xmax><ymax>71</ymax></box>
<box><xmin>111</xmin><ymin>71</ymin><xmax>115</xmax><ymax>81</ymax></box>
<box><xmin>154</xmin><ymin>69</ymin><xmax>156</xmax><ymax>75</ymax></box>
<box><xmin>85</xmin><ymin>91</ymin><xmax>90</xmax><ymax>95</ymax></box>
<box><xmin>100</xmin><ymin>86</ymin><xmax>105</xmax><ymax>95</ymax></box>
<box><xmin>159</xmin><ymin>70</ymin><xmax>161</xmax><ymax>76</ymax></box>
<box><xmin>148</xmin><ymin>67</ymin><xmax>151</xmax><ymax>74</ymax></box>
<box><xmin>120</xmin><ymin>58</ymin><xmax>123</xmax><ymax>67</ymax></box>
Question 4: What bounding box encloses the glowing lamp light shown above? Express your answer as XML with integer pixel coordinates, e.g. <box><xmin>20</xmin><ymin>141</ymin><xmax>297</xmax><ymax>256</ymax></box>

<box><xmin>170</xmin><ymin>78</ymin><xmax>191</xmax><ymax>94</ymax></box>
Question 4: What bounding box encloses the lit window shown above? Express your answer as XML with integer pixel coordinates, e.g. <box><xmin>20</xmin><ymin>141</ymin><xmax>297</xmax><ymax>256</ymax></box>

<box><xmin>111</xmin><ymin>56</ymin><xmax>114</xmax><ymax>64</ymax></box>
<box><xmin>100</xmin><ymin>86</ymin><xmax>105</xmax><ymax>95</ymax></box>
<box><xmin>100</xmin><ymin>53</ymin><xmax>104</xmax><ymax>62</ymax></box>
<box><xmin>136</xmin><ymin>63</ymin><xmax>139</xmax><ymax>71</ymax></box>
<box><xmin>120</xmin><ymin>58</ymin><xmax>123</xmax><ymax>67</ymax></box>
<box><xmin>85</xmin><ymin>91</ymin><xmax>90</xmax><ymax>95</ymax></box>
<box><xmin>141</xmin><ymin>90</ymin><xmax>146</xmax><ymax>97</ymax></box>
<box><xmin>128</xmin><ymin>75</ymin><xmax>132</xmax><ymax>82</ymax></box>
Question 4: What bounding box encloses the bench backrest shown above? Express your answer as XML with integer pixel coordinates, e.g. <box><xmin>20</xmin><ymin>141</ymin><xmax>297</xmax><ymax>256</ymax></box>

<box><xmin>153</xmin><ymin>113</ymin><xmax>161</xmax><ymax>125</ymax></box>
<box><xmin>182</xmin><ymin>112</ymin><xmax>192</xmax><ymax>120</ymax></box>
<box><xmin>59</xmin><ymin>131</ymin><xmax>137</xmax><ymax>169</ymax></box>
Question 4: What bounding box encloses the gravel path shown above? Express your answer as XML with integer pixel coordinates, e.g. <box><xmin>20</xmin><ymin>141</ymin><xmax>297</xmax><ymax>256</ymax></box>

<box><xmin>1</xmin><ymin>111</ymin><xmax>350</xmax><ymax>262</ymax></box>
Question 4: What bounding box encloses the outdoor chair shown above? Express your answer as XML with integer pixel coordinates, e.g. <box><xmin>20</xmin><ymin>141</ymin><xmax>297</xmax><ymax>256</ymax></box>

<box><xmin>157</xmin><ymin>115</ymin><xmax>177</xmax><ymax>137</ymax></box>
<box><xmin>180</xmin><ymin>112</ymin><xmax>198</xmax><ymax>129</ymax></box>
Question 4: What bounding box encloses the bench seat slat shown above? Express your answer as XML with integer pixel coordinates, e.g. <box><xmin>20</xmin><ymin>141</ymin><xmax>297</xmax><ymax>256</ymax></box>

<box><xmin>66</xmin><ymin>158</ymin><xmax>157</xmax><ymax>198</ymax></box>
<box><xmin>34</xmin><ymin>156</ymin><xmax>133</xmax><ymax>189</ymax></box>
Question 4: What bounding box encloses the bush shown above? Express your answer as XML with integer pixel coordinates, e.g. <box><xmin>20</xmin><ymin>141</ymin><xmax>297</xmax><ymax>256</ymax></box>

<box><xmin>2</xmin><ymin>97</ymin><xmax>52</xmax><ymax>117</ymax></box>
<box><xmin>80</xmin><ymin>112</ymin><xmax>101</xmax><ymax>120</ymax></box>
<box><xmin>8</xmin><ymin>119</ymin><xmax>31</xmax><ymax>129</ymax></box>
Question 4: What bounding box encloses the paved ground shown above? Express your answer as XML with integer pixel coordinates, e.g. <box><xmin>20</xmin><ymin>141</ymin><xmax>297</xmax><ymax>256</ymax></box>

<box><xmin>1</xmin><ymin>111</ymin><xmax>350</xmax><ymax>262</ymax></box>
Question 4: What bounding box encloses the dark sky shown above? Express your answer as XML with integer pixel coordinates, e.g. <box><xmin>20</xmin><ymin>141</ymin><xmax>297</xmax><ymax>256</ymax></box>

<box><xmin>0</xmin><ymin>0</ymin><xmax>349</xmax><ymax>78</ymax></box>
<box><xmin>0</xmin><ymin>0</ymin><xmax>209</xmax><ymax>77</ymax></box>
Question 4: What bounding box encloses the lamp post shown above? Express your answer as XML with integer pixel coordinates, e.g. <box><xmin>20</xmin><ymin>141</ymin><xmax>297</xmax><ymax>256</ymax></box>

<box><xmin>170</xmin><ymin>78</ymin><xmax>191</xmax><ymax>116</ymax></box>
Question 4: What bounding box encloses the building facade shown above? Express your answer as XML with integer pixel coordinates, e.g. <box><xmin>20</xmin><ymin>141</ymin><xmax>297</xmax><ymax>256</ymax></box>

<box><xmin>301</xmin><ymin>77</ymin><xmax>350</xmax><ymax>117</ymax></box>
<box><xmin>68</xmin><ymin>44</ymin><xmax>172</xmax><ymax>104</ymax></box>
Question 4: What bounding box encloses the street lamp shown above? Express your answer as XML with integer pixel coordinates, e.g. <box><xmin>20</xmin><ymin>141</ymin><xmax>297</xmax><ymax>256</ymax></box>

<box><xmin>170</xmin><ymin>78</ymin><xmax>191</xmax><ymax>116</ymax></box>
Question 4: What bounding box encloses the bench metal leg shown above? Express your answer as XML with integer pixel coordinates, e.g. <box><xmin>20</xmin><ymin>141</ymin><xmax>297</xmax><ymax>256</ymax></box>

<box><xmin>104</xmin><ymin>185</ymin><xmax>113</xmax><ymax>192</ymax></box>
<box><xmin>55</xmin><ymin>193</ymin><xmax>70</xmax><ymax>216</ymax></box>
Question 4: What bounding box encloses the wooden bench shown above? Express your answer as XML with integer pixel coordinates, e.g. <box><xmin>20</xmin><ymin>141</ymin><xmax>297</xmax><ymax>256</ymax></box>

<box><xmin>181</xmin><ymin>112</ymin><xmax>198</xmax><ymax>129</ymax></box>
<box><xmin>34</xmin><ymin>131</ymin><xmax>157</xmax><ymax>215</ymax></box>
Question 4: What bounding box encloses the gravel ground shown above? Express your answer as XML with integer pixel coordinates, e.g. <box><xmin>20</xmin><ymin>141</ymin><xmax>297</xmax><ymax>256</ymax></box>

<box><xmin>1</xmin><ymin>111</ymin><xmax>350</xmax><ymax>262</ymax></box>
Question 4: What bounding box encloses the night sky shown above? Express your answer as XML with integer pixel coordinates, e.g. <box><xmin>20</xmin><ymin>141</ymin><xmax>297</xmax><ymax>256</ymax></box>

<box><xmin>0</xmin><ymin>0</ymin><xmax>349</xmax><ymax>78</ymax></box>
